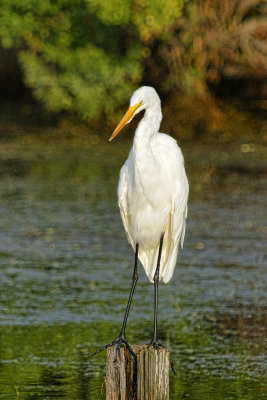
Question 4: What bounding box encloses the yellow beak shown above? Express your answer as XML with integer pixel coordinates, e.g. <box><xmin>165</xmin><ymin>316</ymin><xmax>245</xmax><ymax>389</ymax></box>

<box><xmin>109</xmin><ymin>101</ymin><xmax>142</xmax><ymax>141</ymax></box>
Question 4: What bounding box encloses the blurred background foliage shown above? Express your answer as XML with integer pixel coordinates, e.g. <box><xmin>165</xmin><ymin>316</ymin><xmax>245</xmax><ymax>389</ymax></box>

<box><xmin>0</xmin><ymin>0</ymin><xmax>266</xmax><ymax>137</ymax></box>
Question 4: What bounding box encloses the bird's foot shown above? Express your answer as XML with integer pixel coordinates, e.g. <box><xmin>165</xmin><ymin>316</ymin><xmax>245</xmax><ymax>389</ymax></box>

<box><xmin>88</xmin><ymin>334</ymin><xmax>136</xmax><ymax>360</ymax></box>
<box><xmin>149</xmin><ymin>338</ymin><xmax>165</xmax><ymax>350</ymax></box>
<box><xmin>148</xmin><ymin>338</ymin><xmax>176</xmax><ymax>374</ymax></box>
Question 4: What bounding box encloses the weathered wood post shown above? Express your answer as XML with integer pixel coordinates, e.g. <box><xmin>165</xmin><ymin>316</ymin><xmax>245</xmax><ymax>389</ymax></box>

<box><xmin>105</xmin><ymin>345</ymin><xmax>136</xmax><ymax>400</ymax></box>
<box><xmin>106</xmin><ymin>344</ymin><xmax>170</xmax><ymax>400</ymax></box>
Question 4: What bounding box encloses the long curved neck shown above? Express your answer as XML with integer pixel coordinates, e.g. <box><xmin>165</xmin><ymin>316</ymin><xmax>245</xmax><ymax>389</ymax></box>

<box><xmin>133</xmin><ymin>104</ymin><xmax>162</xmax><ymax>148</ymax></box>
<box><xmin>132</xmin><ymin>104</ymin><xmax>162</xmax><ymax>198</ymax></box>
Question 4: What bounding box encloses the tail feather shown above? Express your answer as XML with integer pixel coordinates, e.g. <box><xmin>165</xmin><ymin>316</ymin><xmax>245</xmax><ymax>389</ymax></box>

<box><xmin>130</xmin><ymin>208</ymin><xmax>186</xmax><ymax>283</ymax></box>
<box><xmin>138</xmin><ymin>247</ymin><xmax>158</xmax><ymax>283</ymax></box>
<box><xmin>138</xmin><ymin>237</ymin><xmax>179</xmax><ymax>283</ymax></box>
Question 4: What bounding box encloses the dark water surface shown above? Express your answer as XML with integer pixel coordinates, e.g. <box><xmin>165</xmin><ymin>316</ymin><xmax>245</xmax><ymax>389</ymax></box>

<box><xmin>0</xmin><ymin>134</ymin><xmax>266</xmax><ymax>399</ymax></box>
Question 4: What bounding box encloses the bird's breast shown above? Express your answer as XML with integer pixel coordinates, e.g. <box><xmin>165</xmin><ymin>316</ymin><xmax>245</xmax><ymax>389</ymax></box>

<box><xmin>123</xmin><ymin>136</ymin><xmax>179</xmax><ymax>249</ymax></box>
<box><xmin>127</xmin><ymin>181</ymin><xmax>171</xmax><ymax>249</ymax></box>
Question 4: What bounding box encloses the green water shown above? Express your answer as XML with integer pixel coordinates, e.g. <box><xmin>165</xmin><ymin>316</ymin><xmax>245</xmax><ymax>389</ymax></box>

<box><xmin>0</xmin><ymin>133</ymin><xmax>266</xmax><ymax>399</ymax></box>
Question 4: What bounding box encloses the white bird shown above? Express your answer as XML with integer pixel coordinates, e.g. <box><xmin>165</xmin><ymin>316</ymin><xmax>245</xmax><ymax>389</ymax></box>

<box><xmin>90</xmin><ymin>86</ymin><xmax>189</xmax><ymax>358</ymax></box>
<box><xmin>111</xmin><ymin>86</ymin><xmax>189</xmax><ymax>284</ymax></box>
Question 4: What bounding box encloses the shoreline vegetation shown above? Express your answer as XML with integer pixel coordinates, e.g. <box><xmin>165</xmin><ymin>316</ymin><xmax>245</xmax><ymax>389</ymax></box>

<box><xmin>0</xmin><ymin>0</ymin><xmax>266</xmax><ymax>140</ymax></box>
<box><xmin>0</xmin><ymin>97</ymin><xmax>266</xmax><ymax>144</ymax></box>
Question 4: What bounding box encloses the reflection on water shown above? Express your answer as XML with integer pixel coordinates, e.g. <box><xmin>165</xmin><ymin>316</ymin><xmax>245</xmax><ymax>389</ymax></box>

<box><xmin>0</xmin><ymin>135</ymin><xmax>266</xmax><ymax>399</ymax></box>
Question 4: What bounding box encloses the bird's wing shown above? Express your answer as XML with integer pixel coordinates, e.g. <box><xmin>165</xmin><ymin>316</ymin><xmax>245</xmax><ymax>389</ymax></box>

<box><xmin>160</xmin><ymin>167</ymin><xmax>189</xmax><ymax>283</ymax></box>
<box><xmin>151</xmin><ymin>133</ymin><xmax>188</xmax><ymax>248</ymax></box>
<box><xmin>172</xmin><ymin>168</ymin><xmax>189</xmax><ymax>248</ymax></box>
<box><xmin>117</xmin><ymin>159</ymin><xmax>135</xmax><ymax>250</ymax></box>
<box><xmin>152</xmin><ymin>136</ymin><xmax>189</xmax><ymax>283</ymax></box>
<box><xmin>135</xmin><ymin>135</ymin><xmax>189</xmax><ymax>283</ymax></box>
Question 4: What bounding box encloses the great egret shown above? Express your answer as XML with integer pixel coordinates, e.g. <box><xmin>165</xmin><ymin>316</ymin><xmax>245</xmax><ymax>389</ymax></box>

<box><xmin>89</xmin><ymin>86</ymin><xmax>189</xmax><ymax>360</ymax></box>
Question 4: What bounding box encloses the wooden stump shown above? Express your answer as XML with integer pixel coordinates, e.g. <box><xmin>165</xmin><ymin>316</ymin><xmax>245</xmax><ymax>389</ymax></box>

<box><xmin>106</xmin><ymin>345</ymin><xmax>136</xmax><ymax>400</ymax></box>
<box><xmin>106</xmin><ymin>344</ymin><xmax>170</xmax><ymax>400</ymax></box>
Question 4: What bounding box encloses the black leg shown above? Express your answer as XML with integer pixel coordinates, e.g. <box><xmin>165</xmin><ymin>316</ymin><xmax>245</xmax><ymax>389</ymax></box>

<box><xmin>148</xmin><ymin>233</ymin><xmax>176</xmax><ymax>374</ymax></box>
<box><xmin>150</xmin><ymin>234</ymin><xmax>164</xmax><ymax>347</ymax></box>
<box><xmin>120</xmin><ymin>243</ymin><xmax>139</xmax><ymax>338</ymax></box>
<box><xmin>88</xmin><ymin>243</ymin><xmax>139</xmax><ymax>358</ymax></box>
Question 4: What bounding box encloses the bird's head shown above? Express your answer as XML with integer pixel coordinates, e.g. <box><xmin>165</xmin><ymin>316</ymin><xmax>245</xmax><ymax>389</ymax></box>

<box><xmin>109</xmin><ymin>86</ymin><xmax>160</xmax><ymax>141</ymax></box>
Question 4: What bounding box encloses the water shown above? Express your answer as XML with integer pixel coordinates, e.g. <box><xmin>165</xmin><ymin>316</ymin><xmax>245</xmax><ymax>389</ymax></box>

<box><xmin>0</xmin><ymin>133</ymin><xmax>266</xmax><ymax>399</ymax></box>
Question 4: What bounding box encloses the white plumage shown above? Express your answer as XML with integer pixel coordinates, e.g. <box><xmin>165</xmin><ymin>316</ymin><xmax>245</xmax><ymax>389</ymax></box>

<box><xmin>110</xmin><ymin>86</ymin><xmax>189</xmax><ymax>283</ymax></box>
